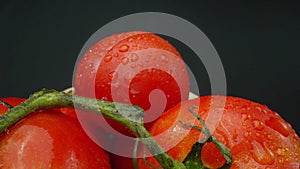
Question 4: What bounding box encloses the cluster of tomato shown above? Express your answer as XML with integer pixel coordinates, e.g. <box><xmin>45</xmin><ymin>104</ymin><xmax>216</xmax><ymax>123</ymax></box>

<box><xmin>0</xmin><ymin>31</ymin><xmax>299</xmax><ymax>168</ymax></box>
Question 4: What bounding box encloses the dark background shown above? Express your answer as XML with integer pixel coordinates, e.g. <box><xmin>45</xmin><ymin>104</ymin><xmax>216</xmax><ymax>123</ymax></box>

<box><xmin>0</xmin><ymin>1</ymin><xmax>299</xmax><ymax>134</ymax></box>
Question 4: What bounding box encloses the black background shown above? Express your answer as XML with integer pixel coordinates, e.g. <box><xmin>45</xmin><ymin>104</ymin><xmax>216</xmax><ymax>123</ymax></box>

<box><xmin>0</xmin><ymin>1</ymin><xmax>299</xmax><ymax>134</ymax></box>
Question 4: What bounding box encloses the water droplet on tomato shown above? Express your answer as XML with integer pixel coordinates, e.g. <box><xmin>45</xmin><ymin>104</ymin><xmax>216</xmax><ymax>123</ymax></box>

<box><xmin>122</xmin><ymin>57</ymin><xmax>129</xmax><ymax>65</ymax></box>
<box><xmin>101</xmin><ymin>96</ymin><xmax>108</xmax><ymax>100</ymax></box>
<box><xmin>106</xmin><ymin>46</ymin><xmax>113</xmax><ymax>51</ymax></box>
<box><xmin>161</xmin><ymin>55</ymin><xmax>168</xmax><ymax>63</ymax></box>
<box><xmin>128</xmin><ymin>38</ymin><xmax>133</xmax><ymax>42</ymax></box>
<box><xmin>130</xmin><ymin>53</ymin><xmax>138</xmax><ymax>62</ymax></box>
<box><xmin>79</xmin><ymin>73</ymin><xmax>83</xmax><ymax>78</ymax></box>
<box><xmin>267</xmin><ymin>134</ymin><xmax>273</xmax><ymax>140</ymax></box>
<box><xmin>130</xmin><ymin>64</ymin><xmax>136</xmax><ymax>68</ymax></box>
<box><xmin>265</xmin><ymin>117</ymin><xmax>289</xmax><ymax>137</ymax></box>
<box><xmin>138</xmin><ymin>62</ymin><xmax>144</xmax><ymax>67</ymax></box>
<box><xmin>241</xmin><ymin>113</ymin><xmax>248</xmax><ymax>121</ymax></box>
<box><xmin>250</xmin><ymin>140</ymin><xmax>275</xmax><ymax>165</ymax></box>
<box><xmin>276</xmin><ymin>148</ymin><xmax>287</xmax><ymax>156</ymax></box>
<box><xmin>130</xmin><ymin>88</ymin><xmax>140</xmax><ymax>94</ymax></box>
<box><xmin>4</xmin><ymin>128</ymin><xmax>9</xmax><ymax>134</ymax></box>
<box><xmin>232</xmin><ymin>129</ymin><xmax>238</xmax><ymax>142</ymax></box>
<box><xmin>104</xmin><ymin>55</ymin><xmax>112</xmax><ymax>62</ymax></box>
<box><xmin>119</xmin><ymin>44</ymin><xmax>129</xmax><ymax>52</ymax></box>
<box><xmin>244</xmin><ymin>131</ymin><xmax>250</xmax><ymax>138</ymax></box>
<box><xmin>108</xmin><ymin>71</ymin><xmax>118</xmax><ymax>80</ymax></box>
<box><xmin>114</xmin><ymin>53</ymin><xmax>119</xmax><ymax>57</ymax></box>
<box><xmin>251</xmin><ymin>119</ymin><xmax>264</xmax><ymax>131</ymax></box>
<box><xmin>88</xmin><ymin>63</ymin><xmax>93</xmax><ymax>67</ymax></box>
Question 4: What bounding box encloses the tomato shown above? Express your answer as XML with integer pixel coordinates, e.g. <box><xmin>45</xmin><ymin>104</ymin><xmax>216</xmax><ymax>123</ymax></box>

<box><xmin>74</xmin><ymin>31</ymin><xmax>190</xmax><ymax>136</ymax></box>
<box><xmin>0</xmin><ymin>98</ymin><xmax>111</xmax><ymax>169</ymax></box>
<box><xmin>109</xmin><ymin>134</ymin><xmax>140</xmax><ymax>169</ymax></box>
<box><xmin>137</xmin><ymin>96</ymin><xmax>300</xmax><ymax>169</ymax></box>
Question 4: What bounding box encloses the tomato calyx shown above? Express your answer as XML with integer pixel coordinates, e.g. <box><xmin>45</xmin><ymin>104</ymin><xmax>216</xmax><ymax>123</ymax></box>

<box><xmin>181</xmin><ymin>106</ymin><xmax>232</xmax><ymax>169</ymax></box>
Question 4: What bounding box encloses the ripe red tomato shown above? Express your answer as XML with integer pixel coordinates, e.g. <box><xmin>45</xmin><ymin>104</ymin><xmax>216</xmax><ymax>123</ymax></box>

<box><xmin>74</xmin><ymin>31</ymin><xmax>190</xmax><ymax>135</ymax></box>
<box><xmin>137</xmin><ymin>96</ymin><xmax>300</xmax><ymax>169</ymax></box>
<box><xmin>0</xmin><ymin>98</ymin><xmax>111</xmax><ymax>169</ymax></box>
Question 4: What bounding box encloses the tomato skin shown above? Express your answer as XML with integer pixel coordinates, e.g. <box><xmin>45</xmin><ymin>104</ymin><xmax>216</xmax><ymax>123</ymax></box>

<box><xmin>74</xmin><ymin>31</ymin><xmax>190</xmax><ymax>135</ymax></box>
<box><xmin>0</xmin><ymin>98</ymin><xmax>111</xmax><ymax>169</ymax></box>
<box><xmin>137</xmin><ymin>96</ymin><xmax>300</xmax><ymax>169</ymax></box>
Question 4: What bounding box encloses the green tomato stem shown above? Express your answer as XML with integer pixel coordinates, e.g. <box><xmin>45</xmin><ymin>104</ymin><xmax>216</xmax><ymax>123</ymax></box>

<box><xmin>0</xmin><ymin>89</ymin><xmax>186</xmax><ymax>169</ymax></box>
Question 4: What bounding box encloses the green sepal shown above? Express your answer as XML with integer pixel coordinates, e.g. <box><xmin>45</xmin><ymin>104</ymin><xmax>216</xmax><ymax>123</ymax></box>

<box><xmin>183</xmin><ymin>142</ymin><xmax>206</xmax><ymax>169</ymax></box>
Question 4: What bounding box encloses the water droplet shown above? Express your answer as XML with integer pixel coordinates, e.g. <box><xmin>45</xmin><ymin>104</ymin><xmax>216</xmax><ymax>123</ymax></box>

<box><xmin>241</xmin><ymin>113</ymin><xmax>248</xmax><ymax>121</ymax></box>
<box><xmin>130</xmin><ymin>53</ymin><xmax>138</xmax><ymax>62</ymax></box>
<box><xmin>132</xmin><ymin>43</ymin><xmax>137</xmax><ymax>47</ymax></box>
<box><xmin>106</xmin><ymin>46</ymin><xmax>113</xmax><ymax>51</ymax></box>
<box><xmin>89</xmin><ymin>49</ymin><xmax>92</xmax><ymax>53</ymax></box>
<box><xmin>104</xmin><ymin>55</ymin><xmax>112</xmax><ymax>62</ymax></box>
<box><xmin>251</xmin><ymin>140</ymin><xmax>275</xmax><ymax>165</ymax></box>
<box><xmin>122</xmin><ymin>57</ymin><xmax>129</xmax><ymax>65</ymax></box>
<box><xmin>114</xmin><ymin>53</ymin><xmax>119</xmax><ymax>57</ymax></box>
<box><xmin>267</xmin><ymin>135</ymin><xmax>273</xmax><ymax>140</ymax></box>
<box><xmin>232</xmin><ymin>129</ymin><xmax>238</xmax><ymax>142</ymax></box>
<box><xmin>130</xmin><ymin>64</ymin><xmax>136</xmax><ymax>68</ymax></box>
<box><xmin>138</xmin><ymin>62</ymin><xmax>144</xmax><ymax>67</ymax></box>
<box><xmin>88</xmin><ymin>63</ymin><xmax>93</xmax><ymax>67</ymax></box>
<box><xmin>266</xmin><ymin>117</ymin><xmax>289</xmax><ymax>137</ymax></box>
<box><xmin>251</xmin><ymin>119</ymin><xmax>264</xmax><ymax>131</ymax></box>
<box><xmin>101</xmin><ymin>96</ymin><xmax>108</xmax><ymax>100</ymax></box>
<box><xmin>4</xmin><ymin>128</ymin><xmax>9</xmax><ymax>134</ymax></box>
<box><xmin>276</xmin><ymin>148</ymin><xmax>286</xmax><ymax>156</ymax></box>
<box><xmin>244</xmin><ymin>131</ymin><xmax>250</xmax><ymax>138</ymax></box>
<box><xmin>128</xmin><ymin>38</ymin><xmax>133</xmax><ymax>42</ymax></box>
<box><xmin>161</xmin><ymin>55</ymin><xmax>168</xmax><ymax>63</ymax></box>
<box><xmin>108</xmin><ymin>71</ymin><xmax>118</xmax><ymax>80</ymax></box>
<box><xmin>130</xmin><ymin>88</ymin><xmax>140</xmax><ymax>94</ymax></box>
<box><xmin>255</xmin><ymin>106</ymin><xmax>262</xmax><ymax>112</ymax></box>
<box><xmin>119</xmin><ymin>44</ymin><xmax>129</xmax><ymax>52</ymax></box>
<box><xmin>79</xmin><ymin>73</ymin><xmax>83</xmax><ymax>78</ymax></box>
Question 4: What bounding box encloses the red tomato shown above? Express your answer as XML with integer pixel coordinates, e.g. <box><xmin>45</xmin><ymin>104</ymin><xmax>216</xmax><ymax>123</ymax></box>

<box><xmin>109</xmin><ymin>134</ymin><xmax>140</xmax><ymax>169</ymax></box>
<box><xmin>0</xmin><ymin>98</ymin><xmax>111</xmax><ymax>169</ymax></box>
<box><xmin>137</xmin><ymin>96</ymin><xmax>300</xmax><ymax>169</ymax></box>
<box><xmin>74</xmin><ymin>31</ymin><xmax>190</xmax><ymax>136</ymax></box>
